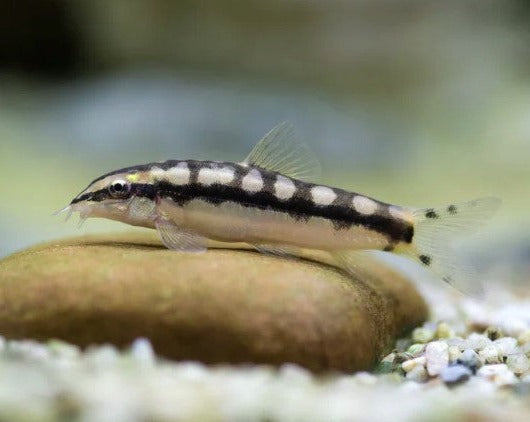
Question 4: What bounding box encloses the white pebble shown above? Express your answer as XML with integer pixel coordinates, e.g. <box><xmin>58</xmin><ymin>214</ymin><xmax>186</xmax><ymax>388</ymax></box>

<box><xmin>506</xmin><ymin>354</ymin><xmax>530</xmax><ymax>375</ymax></box>
<box><xmin>425</xmin><ymin>341</ymin><xmax>449</xmax><ymax>376</ymax></box>
<box><xmin>436</xmin><ymin>322</ymin><xmax>454</xmax><ymax>339</ymax></box>
<box><xmin>412</xmin><ymin>327</ymin><xmax>434</xmax><ymax>344</ymax></box>
<box><xmin>477</xmin><ymin>364</ymin><xmax>518</xmax><ymax>386</ymax></box>
<box><xmin>458</xmin><ymin>349</ymin><xmax>481</xmax><ymax>371</ymax></box>
<box><xmin>279</xmin><ymin>364</ymin><xmax>312</xmax><ymax>385</ymax></box>
<box><xmin>479</xmin><ymin>345</ymin><xmax>501</xmax><ymax>364</ymax></box>
<box><xmin>493</xmin><ymin>337</ymin><xmax>517</xmax><ymax>357</ymax></box>
<box><xmin>85</xmin><ymin>344</ymin><xmax>119</xmax><ymax>368</ymax></box>
<box><xmin>7</xmin><ymin>340</ymin><xmax>49</xmax><ymax>362</ymax></box>
<box><xmin>406</xmin><ymin>365</ymin><xmax>428</xmax><ymax>382</ymax></box>
<box><xmin>48</xmin><ymin>340</ymin><xmax>80</xmax><ymax>360</ymax></box>
<box><xmin>354</xmin><ymin>372</ymin><xmax>378</xmax><ymax>385</ymax></box>
<box><xmin>402</xmin><ymin>357</ymin><xmax>426</xmax><ymax>373</ymax></box>
<box><xmin>446</xmin><ymin>337</ymin><xmax>466</xmax><ymax>351</ymax></box>
<box><xmin>381</xmin><ymin>352</ymin><xmax>395</xmax><ymax>363</ymax></box>
<box><xmin>499</xmin><ymin>318</ymin><xmax>527</xmax><ymax>337</ymax></box>
<box><xmin>131</xmin><ymin>338</ymin><xmax>155</xmax><ymax>365</ymax></box>
<box><xmin>448</xmin><ymin>346</ymin><xmax>461</xmax><ymax>363</ymax></box>
<box><xmin>517</xmin><ymin>329</ymin><xmax>530</xmax><ymax>345</ymax></box>
<box><xmin>441</xmin><ymin>365</ymin><xmax>472</xmax><ymax>386</ymax></box>
<box><xmin>465</xmin><ymin>333</ymin><xmax>491</xmax><ymax>351</ymax></box>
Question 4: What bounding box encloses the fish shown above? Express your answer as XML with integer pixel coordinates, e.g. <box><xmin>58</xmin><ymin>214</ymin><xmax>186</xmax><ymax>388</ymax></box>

<box><xmin>57</xmin><ymin>122</ymin><xmax>500</xmax><ymax>294</ymax></box>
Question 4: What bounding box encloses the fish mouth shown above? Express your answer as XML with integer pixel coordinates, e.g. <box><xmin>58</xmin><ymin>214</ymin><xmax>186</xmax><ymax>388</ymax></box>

<box><xmin>53</xmin><ymin>203</ymin><xmax>91</xmax><ymax>227</ymax></box>
<box><xmin>54</xmin><ymin>199</ymin><xmax>133</xmax><ymax>228</ymax></box>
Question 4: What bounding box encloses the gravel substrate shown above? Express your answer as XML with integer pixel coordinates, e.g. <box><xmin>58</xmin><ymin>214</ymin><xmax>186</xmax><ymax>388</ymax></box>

<box><xmin>1</xmin><ymin>283</ymin><xmax>530</xmax><ymax>421</ymax></box>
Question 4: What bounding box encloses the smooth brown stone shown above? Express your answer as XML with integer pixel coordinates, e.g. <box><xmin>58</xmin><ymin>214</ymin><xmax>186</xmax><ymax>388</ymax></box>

<box><xmin>0</xmin><ymin>233</ymin><xmax>428</xmax><ymax>372</ymax></box>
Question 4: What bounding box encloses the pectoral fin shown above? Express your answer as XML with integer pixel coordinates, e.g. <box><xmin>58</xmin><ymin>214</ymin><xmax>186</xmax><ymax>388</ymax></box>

<box><xmin>155</xmin><ymin>218</ymin><xmax>207</xmax><ymax>252</ymax></box>
<box><xmin>251</xmin><ymin>243</ymin><xmax>296</xmax><ymax>258</ymax></box>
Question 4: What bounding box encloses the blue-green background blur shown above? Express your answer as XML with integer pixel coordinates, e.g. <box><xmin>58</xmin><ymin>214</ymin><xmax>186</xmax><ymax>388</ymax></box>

<box><xmin>1</xmin><ymin>0</ymin><xmax>529</xmax><ymax>283</ymax></box>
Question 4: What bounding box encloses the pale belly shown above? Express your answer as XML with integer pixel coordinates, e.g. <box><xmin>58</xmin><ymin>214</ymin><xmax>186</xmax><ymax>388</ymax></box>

<box><xmin>158</xmin><ymin>198</ymin><xmax>389</xmax><ymax>251</ymax></box>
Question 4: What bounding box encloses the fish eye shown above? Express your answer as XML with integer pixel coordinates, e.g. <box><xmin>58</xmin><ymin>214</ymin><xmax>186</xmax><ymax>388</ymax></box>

<box><xmin>109</xmin><ymin>179</ymin><xmax>131</xmax><ymax>198</ymax></box>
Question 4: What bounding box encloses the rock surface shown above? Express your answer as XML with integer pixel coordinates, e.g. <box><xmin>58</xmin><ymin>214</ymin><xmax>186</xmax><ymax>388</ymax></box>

<box><xmin>0</xmin><ymin>233</ymin><xmax>428</xmax><ymax>372</ymax></box>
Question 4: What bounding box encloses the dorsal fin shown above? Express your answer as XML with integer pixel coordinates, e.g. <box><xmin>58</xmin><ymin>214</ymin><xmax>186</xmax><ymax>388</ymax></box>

<box><xmin>242</xmin><ymin>122</ymin><xmax>321</xmax><ymax>182</ymax></box>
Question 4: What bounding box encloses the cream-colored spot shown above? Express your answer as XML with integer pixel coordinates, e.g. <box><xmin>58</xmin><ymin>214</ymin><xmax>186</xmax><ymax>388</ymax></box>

<box><xmin>388</xmin><ymin>205</ymin><xmax>403</xmax><ymax>219</ymax></box>
<box><xmin>241</xmin><ymin>169</ymin><xmax>264</xmax><ymax>193</ymax></box>
<box><xmin>198</xmin><ymin>166</ymin><xmax>234</xmax><ymax>186</ymax></box>
<box><xmin>150</xmin><ymin>167</ymin><xmax>166</xmax><ymax>180</ymax></box>
<box><xmin>352</xmin><ymin>195</ymin><xmax>378</xmax><ymax>215</ymax></box>
<box><xmin>166</xmin><ymin>162</ymin><xmax>191</xmax><ymax>185</ymax></box>
<box><xmin>216</xmin><ymin>166</ymin><xmax>235</xmax><ymax>184</ymax></box>
<box><xmin>197</xmin><ymin>168</ymin><xmax>216</xmax><ymax>185</ymax></box>
<box><xmin>274</xmin><ymin>175</ymin><xmax>296</xmax><ymax>200</ymax></box>
<box><xmin>310</xmin><ymin>186</ymin><xmax>337</xmax><ymax>206</ymax></box>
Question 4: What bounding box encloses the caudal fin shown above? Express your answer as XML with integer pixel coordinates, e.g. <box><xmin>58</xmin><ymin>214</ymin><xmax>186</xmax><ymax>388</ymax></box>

<box><xmin>403</xmin><ymin>197</ymin><xmax>501</xmax><ymax>295</ymax></box>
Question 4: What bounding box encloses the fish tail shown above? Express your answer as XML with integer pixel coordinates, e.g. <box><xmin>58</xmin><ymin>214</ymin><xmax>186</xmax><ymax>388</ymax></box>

<box><xmin>399</xmin><ymin>197</ymin><xmax>501</xmax><ymax>295</ymax></box>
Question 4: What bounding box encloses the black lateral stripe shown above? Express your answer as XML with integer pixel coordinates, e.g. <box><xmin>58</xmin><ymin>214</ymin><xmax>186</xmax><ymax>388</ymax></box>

<box><xmin>156</xmin><ymin>163</ymin><xmax>412</xmax><ymax>243</ymax></box>
<box><xmin>71</xmin><ymin>183</ymin><xmax>155</xmax><ymax>204</ymax></box>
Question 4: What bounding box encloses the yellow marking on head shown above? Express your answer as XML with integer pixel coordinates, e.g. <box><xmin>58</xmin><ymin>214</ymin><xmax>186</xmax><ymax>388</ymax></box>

<box><xmin>127</xmin><ymin>174</ymin><xmax>140</xmax><ymax>182</ymax></box>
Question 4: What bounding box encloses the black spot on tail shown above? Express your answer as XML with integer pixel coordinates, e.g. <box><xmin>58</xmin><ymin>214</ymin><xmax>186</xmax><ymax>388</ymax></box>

<box><xmin>425</xmin><ymin>209</ymin><xmax>439</xmax><ymax>219</ymax></box>
<box><xmin>447</xmin><ymin>205</ymin><xmax>457</xmax><ymax>215</ymax></box>
<box><xmin>419</xmin><ymin>254</ymin><xmax>432</xmax><ymax>266</ymax></box>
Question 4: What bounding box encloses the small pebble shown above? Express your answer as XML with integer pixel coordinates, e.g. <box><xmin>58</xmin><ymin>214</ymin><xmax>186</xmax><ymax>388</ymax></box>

<box><xmin>448</xmin><ymin>346</ymin><xmax>461</xmax><ymax>363</ymax></box>
<box><xmin>479</xmin><ymin>345</ymin><xmax>501</xmax><ymax>364</ymax></box>
<box><xmin>520</xmin><ymin>341</ymin><xmax>530</xmax><ymax>354</ymax></box>
<box><xmin>493</xmin><ymin>337</ymin><xmax>517</xmax><ymax>357</ymax></box>
<box><xmin>485</xmin><ymin>326</ymin><xmax>503</xmax><ymax>341</ymax></box>
<box><xmin>412</xmin><ymin>327</ymin><xmax>435</xmax><ymax>344</ymax></box>
<box><xmin>506</xmin><ymin>354</ymin><xmax>530</xmax><ymax>375</ymax></box>
<box><xmin>458</xmin><ymin>349</ymin><xmax>482</xmax><ymax>373</ymax></box>
<box><xmin>406</xmin><ymin>365</ymin><xmax>428</xmax><ymax>383</ymax></box>
<box><xmin>354</xmin><ymin>372</ymin><xmax>378</xmax><ymax>385</ymax></box>
<box><xmin>130</xmin><ymin>337</ymin><xmax>155</xmax><ymax>366</ymax></box>
<box><xmin>85</xmin><ymin>344</ymin><xmax>119</xmax><ymax>368</ymax></box>
<box><xmin>402</xmin><ymin>357</ymin><xmax>426</xmax><ymax>373</ymax></box>
<box><xmin>441</xmin><ymin>365</ymin><xmax>472</xmax><ymax>386</ymax></box>
<box><xmin>425</xmin><ymin>341</ymin><xmax>449</xmax><ymax>376</ymax></box>
<box><xmin>477</xmin><ymin>364</ymin><xmax>518</xmax><ymax>386</ymax></box>
<box><xmin>436</xmin><ymin>322</ymin><xmax>455</xmax><ymax>339</ymax></box>
<box><xmin>381</xmin><ymin>353</ymin><xmax>395</xmax><ymax>363</ymax></box>
<box><xmin>6</xmin><ymin>340</ymin><xmax>49</xmax><ymax>362</ymax></box>
<box><xmin>395</xmin><ymin>352</ymin><xmax>413</xmax><ymax>364</ymax></box>
<box><xmin>47</xmin><ymin>339</ymin><xmax>80</xmax><ymax>360</ymax></box>
<box><xmin>465</xmin><ymin>333</ymin><xmax>491</xmax><ymax>351</ymax></box>
<box><xmin>376</xmin><ymin>353</ymin><xmax>396</xmax><ymax>374</ymax></box>
<box><xmin>406</xmin><ymin>344</ymin><xmax>425</xmax><ymax>357</ymax></box>
<box><xmin>446</xmin><ymin>337</ymin><xmax>465</xmax><ymax>350</ymax></box>
<box><xmin>500</xmin><ymin>319</ymin><xmax>527</xmax><ymax>337</ymax></box>
<box><xmin>517</xmin><ymin>330</ymin><xmax>530</xmax><ymax>346</ymax></box>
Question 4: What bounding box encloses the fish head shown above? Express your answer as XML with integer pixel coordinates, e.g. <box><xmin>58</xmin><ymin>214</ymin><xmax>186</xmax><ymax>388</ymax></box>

<box><xmin>56</xmin><ymin>168</ymin><xmax>157</xmax><ymax>228</ymax></box>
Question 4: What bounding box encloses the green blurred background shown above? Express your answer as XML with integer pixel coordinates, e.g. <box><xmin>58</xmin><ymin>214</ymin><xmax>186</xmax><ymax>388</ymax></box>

<box><xmin>1</xmin><ymin>0</ymin><xmax>529</xmax><ymax>283</ymax></box>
